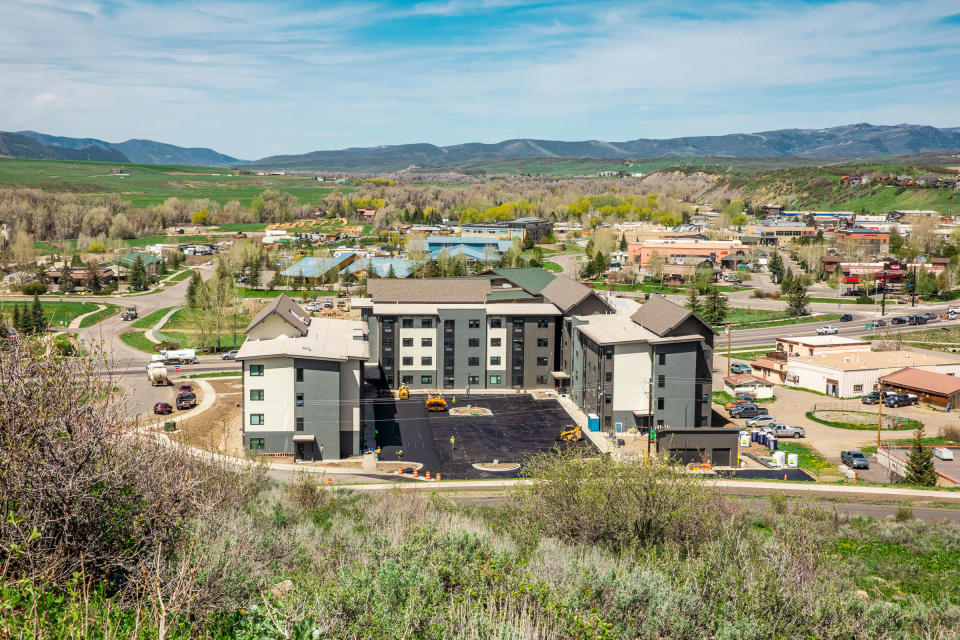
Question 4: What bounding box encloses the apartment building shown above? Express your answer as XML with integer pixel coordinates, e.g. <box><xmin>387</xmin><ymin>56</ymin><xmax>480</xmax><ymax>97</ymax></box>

<box><xmin>627</xmin><ymin>239</ymin><xmax>742</xmax><ymax>267</ymax></box>
<box><xmin>237</xmin><ymin>295</ymin><xmax>369</xmax><ymax>460</ymax></box>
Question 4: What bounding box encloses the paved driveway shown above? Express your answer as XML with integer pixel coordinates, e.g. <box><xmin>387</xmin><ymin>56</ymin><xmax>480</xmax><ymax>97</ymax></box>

<box><xmin>372</xmin><ymin>393</ymin><xmax>592</xmax><ymax>479</ymax></box>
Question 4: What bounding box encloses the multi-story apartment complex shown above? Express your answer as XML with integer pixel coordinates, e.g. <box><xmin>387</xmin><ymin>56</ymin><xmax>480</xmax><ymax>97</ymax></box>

<box><xmin>236</xmin><ymin>296</ymin><xmax>369</xmax><ymax>461</ymax></box>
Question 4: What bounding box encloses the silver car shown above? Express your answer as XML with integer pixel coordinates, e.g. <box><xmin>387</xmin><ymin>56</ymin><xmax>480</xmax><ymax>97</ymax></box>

<box><xmin>746</xmin><ymin>414</ymin><xmax>775</xmax><ymax>427</ymax></box>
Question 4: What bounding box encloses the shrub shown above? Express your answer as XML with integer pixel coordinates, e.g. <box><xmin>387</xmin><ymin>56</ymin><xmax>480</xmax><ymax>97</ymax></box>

<box><xmin>857</xmin><ymin>295</ymin><xmax>874</xmax><ymax>304</ymax></box>
<box><xmin>19</xmin><ymin>281</ymin><xmax>47</xmax><ymax>296</ymax></box>
<box><xmin>157</xmin><ymin>339</ymin><xmax>182</xmax><ymax>351</ymax></box>
<box><xmin>87</xmin><ymin>240</ymin><xmax>106</xmax><ymax>253</ymax></box>
<box><xmin>894</xmin><ymin>506</ymin><xmax>914</xmax><ymax>522</ymax></box>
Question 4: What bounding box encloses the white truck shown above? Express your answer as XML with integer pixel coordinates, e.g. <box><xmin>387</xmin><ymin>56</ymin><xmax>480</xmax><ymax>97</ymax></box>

<box><xmin>147</xmin><ymin>363</ymin><xmax>168</xmax><ymax>386</ymax></box>
<box><xmin>156</xmin><ymin>349</ymin><xmax>197</xmax><ymax>365</ymax></box>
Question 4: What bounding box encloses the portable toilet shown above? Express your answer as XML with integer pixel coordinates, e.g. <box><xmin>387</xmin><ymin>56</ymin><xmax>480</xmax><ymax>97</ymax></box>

<box><xmin>759</xmin><ymin>432</ymin><xmax>767</xmax><ymax>446</ymax></box>
<box><xmin>751</xmin><ymin>429</ymin><xmax>759</xmax><ymax>443</ymax></box>
<box><xmin>769</xmin><ymin>436</ymin><xmax>778</xmax><ymax>451</ymax></box>
<box><xmin>773</xmin><ymin>451</ymin><xmax>786</xmax><ymax>467</ymax></box>
<box><xmin>787</xmin><ymin>453</ymin><xmax>799</xmax><ymax>468</ymax></box>
<box><xmin>739</xmin><ymin>432</ymin><xmax>750</xmax><ymax>447</ymax></box>
<box><xmin>587</xmin><ymin>413</ymin><xmax>600</xmax><ymax>432</ymax></box>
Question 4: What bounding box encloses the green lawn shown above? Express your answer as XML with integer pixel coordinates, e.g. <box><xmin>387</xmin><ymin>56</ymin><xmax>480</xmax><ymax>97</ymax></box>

<box><xmin>163</xmin><ymin>330</ymin><xmax>245</xmax><ymax>350</ymax></box>
<box><xmin>119</xmin><ymin>331</ymin><xmax>156</xmax><ymax>353</ymax></box>
<box><xmin>77</xmin><ymin>304</ymin><xmax>121</xmax><ymax>328</ymax></box>
<box><xmin>162</xmin><ymin>308</ymin><xmax>249</xmax><ymax>350</ymax></box>
<box><xmin>807</xmin><ymin>297</ymin><xmax>876</xmax><ymax>305</ymax></box>
<box><xmin>723</xmin><ymin>313</ymin><xmax>842</xmax><ymax>330</ymax></box>
<box><xmin>166</xmin><ymin>269</ymin><xmax>193</xmax><ymax>283</ymax></box>
<box><xmin>719</xmin><ymin>349</ymin><xmax>775</xmax><ymax>361</ymax></box>
<box><xmin>185</xmin><ymin>371</ymin><xmax>242</xmax><ymax>379</ymax></box>
<box><xmin>861</xmin><ymin>436</ymin><xmax>957</xmax><ymax>455</ymax></box>
<box><xmin>215</xmin><ymin>222</ymin><xmax>269</xmax><ymax>232</ymax></box>
<box><xmin>805</xmin><ymin>410</ymin><xmax>920</xmax><ymax>431</ymax></box>
<box><xmin>0</xmin><ymin>300</ymin><xmax>110</xmax><ymax>328</ymax></box>
<box><xmin>542</xmin><ymin>261</ymin><xmax>563</xmax><ymax>273</ymax></box>
<box><xmin>712</xmin><ymin>391</ymin><xmax>776</xmax><ymax>405</ymax></box>
<box><xmin>776</xmin><ymin>441</ymin><xmax>833</xmax><ymax>474</ymax></box>
<box><xmin>130</xmin><ymin>306</ymin><xmax>176</xmax><ymax>330</ymax></box>
<box><xmin>240</xmin><ymin>288</ymin><xmax>338</xmax><ymax>299</ymax></box>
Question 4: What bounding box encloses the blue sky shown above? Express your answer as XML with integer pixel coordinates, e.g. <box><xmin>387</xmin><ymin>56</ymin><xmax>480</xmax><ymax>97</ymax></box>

<box><xmin>1</xmin><ymin>0</ymin><xmax>958</xmax><ymax>159</ymax></box>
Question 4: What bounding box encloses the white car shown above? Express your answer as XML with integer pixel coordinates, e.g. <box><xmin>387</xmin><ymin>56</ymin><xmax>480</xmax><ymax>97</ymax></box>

<box><xmin>817</xmin><ymin>325</ymin><xmax>838</xmax><ymax>335</ymax></box>
<box><xmin>746</xmin><ymin>414</ymin><xmax>776</xmax><ymax>427</ymax></box>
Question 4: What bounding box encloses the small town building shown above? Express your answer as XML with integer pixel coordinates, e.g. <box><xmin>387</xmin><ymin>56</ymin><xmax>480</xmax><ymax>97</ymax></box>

<box><xmin>746</xmin><ymin>221</ymin><xmax>816</xmax><ymax>246</ymax></box>
<box><xmin>460</xmin><ymin>217</ymin><xmax>554</xmax><ymax>243</ymax></box>
<box><xmin>836</xmin><ymin>228</ymin><xmax>890</xmax><ymax>250</ymax></box>
<box><xmin>627</xmin><ymin>239</ymin><xmax>742</xmax><ymax>267</ymax></box>
<box><xmin>788</xmin><ymin>350</ymin><xmax>960</xmax><ymax>398</ymax></box>
<box><xmin>879</xmin><ymin>367</ymin><xmax>960</xmax><ymax>410</ymax></box>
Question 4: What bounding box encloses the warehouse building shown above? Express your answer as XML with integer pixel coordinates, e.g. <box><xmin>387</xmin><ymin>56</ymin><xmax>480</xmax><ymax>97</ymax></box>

<box><xmin>880</xmin><ymin>367</ymin><xmax>960</xmax><ymax>410</ymax></box>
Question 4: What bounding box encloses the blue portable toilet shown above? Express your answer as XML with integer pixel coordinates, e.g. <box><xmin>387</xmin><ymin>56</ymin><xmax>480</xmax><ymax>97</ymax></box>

<box><xmin>751</xmin><ymin>429</ymin><xmax>759</xmax><ymax>443</ymax></box>
<box><xmin>769</xmin><ymin>436</ymin><xmax>778</xmax><ymax>451</ymax></box>
<box><xmin>587</xmin><ymin>413</ymin><xmax>600</xmax><ymax>432</ymax></box>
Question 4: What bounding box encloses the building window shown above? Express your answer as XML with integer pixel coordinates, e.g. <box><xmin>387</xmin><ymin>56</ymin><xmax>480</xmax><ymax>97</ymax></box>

<box><xmin>605</xmin><ymin>348</ymin><xmax>613</xmax><ymax>359</ymax></box>
<box><xmin>249</xmin><ymin>389</ymin><xmax>264</xmax><ymax>401</ymax></box>
<box><xmin>604</xmin><ymin>415</ymin><xmax>611</xmax><ymax>427</ymax></box>
<box><xmin>490</xmin><ymin>337</ymin><xmax>501</xmax><ymax>347</ymax></box>
<box><xmin>250</xmin><ymin>413</ymin><xmax>264</xmax><ymax>426</ymax></box>
<box><xmin>513</xmin><ymin>318</ymin><xmax>524</xmax><ymax>326</ymax></box>
<box><xmin>657</xmin><ymin>375</ymin><xmax>665</xmax><ymax>388</ymax></box>
<box><xmin>386</xmin><ymin>375</ymin><xmax>394</xmax><ymax>385</ymax></box>
<box><xmin>536</xmin><ymin>375</ymin><xmax>549</xmax><ymax>384</ymax></box>
<box><xmin>853</xmin><ymin>384</ymin><xmax>863</xmax><ymax>393</ymax></box>
<box><xmin>249</xmin><ymin>364</ymin><xmax>264</xmax><ymax>377</ymax></box>
<box><xmin>420</xmin><ymin>375</ymin><xmax>433</xmax><ymax>384</ymax></box>
<box><xmin>421</xmin><ymin>319</ymin><xmax>433</xmax><ymax>328</ymax></box>
<box><xmin>537</xmin><ymin>319</ymin><xmax>549</xmax><ymax>328</ymax></box>
<box><xmin>512</xmin><ymin>375</ymin><xmax>523</xmax><ymax>386</ymax></box>
<box><xmin>658</xmin><ymin>352</ymin><xmax>666</xmax><ymax>366</ymax></box>
<box><xmin>468</xmin><ymin>337</ymin><xmax>480</xmax><ymax>347</ymax></box>
<box><xmin>385</xmin><ymin>357</ymin><xmax>393</xmax><ymax>367</ymax></box>
<box><xmin>383</xmin><ymin>338</ymin><xmax>393</xmax><ymax>348</ymax></box>
<box><xmin>605</xmin><ymin>393</ymin><xmax>612</xmax><ymax>404</ymax></box>
<box><xmin>489</xmin><ymin>374</ymin><xmax>502</xmax><ymax>385</ymax></box>
<box><xmin>295</xmin><ymin>417</ymin><xmax>304</xmax><ymax>432</ymax></box>
<box><xmin>402</xmin><ymin>356</ymin><xmax>413</xmax><ymax>366</ymax></box>
<box><xmin>537</xmin><ymin>338</ymin><xmax>549</xmax><ymax>347</ymax></box>
<box><xmin>605</xmin><ymin>371</ymin><xmax>612</xmax><ymax>382</ymax></box>
<box><xmin>468</xmin><ymin>375</ymin><xmax>480</xmax><ymax>385</ymax></box>
<box><xmin>536</xmin><ymin>356</ymin><xmax>548</xmax><ymax>366</ymax></box>
<box><xmin>296</xmin><ymin>368</ymin><xmax>304</xmax><ymax>382</ymax></box>
<box><xmin>296</xmin><ymin>392</ymin><xmax>304</xmax><ymax>407</ymax></box>
<box><xmin>402</xmin><ymin>319</ymin><xmax>413</xmax><ymax>328</ymax></box>
<box><xmin>249</xmin><ymin>438</ymin><xmax>264</xmax><ymax>450</ymax></box>
<box><xmin>657</xmin><ymin>397</ymin><xmax>664</xmax><ymax>411</ymax></box>
<box><xmin>657</xmin><ymin>419</ymin><xmax>664</xmax><ymax>427</ymax></box>
<box><xmin>490</xmin><ymin>318</ymin><xmax>502</xmax><ymax>329</ymax></box>
<box><xmin>468</xmin><ymin>357</ymin><xmax>480</xmax><ymax>366</ymax></box>
<box><xmin>401</xmin><ymin>375</ymin><xmax>413</xmax><ymax>384</ymax></box>
<box><xmin>490</xmin><ymin>356</ymin><xmax>501</xmax><ymax>366</ymax></box>
<box><xmin>402</xmin><ymin>338</ymin><xmax>413</xmax><ymax>347</ymax></box>
<box><xmin>444</xmin><ymin>376</ymin><xmax>455</xmax><ymax>388</ymax></box>
<box><xmin>421</xmin><ymin>357</ymin><xmax>432</xmax><ymax>366</ymax></box>
<box><xmin>468</xmin><ymin>319</ymin><xmax>480</xmax><ymax>328</ymax></box>
<box><xmin>421</xmin><ymin>337</ymin><xmax>432</xmax><ymax>347</ymax></box>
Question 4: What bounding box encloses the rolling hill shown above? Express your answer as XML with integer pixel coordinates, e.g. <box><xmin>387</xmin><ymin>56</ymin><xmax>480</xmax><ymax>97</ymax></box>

<box><xmin>15</xmin><ymin>131</ymin><xmax>240</xmax><ymax>166</ymax></box>
<box><xmin>239</xmin><ymin>123</ymin><xmax>960</xmax><ymax>172</ymax></box>
<box><xmin>0</xmin><ymin>132</ymin><xmax>128</xmax><ymax>162</ymax></box>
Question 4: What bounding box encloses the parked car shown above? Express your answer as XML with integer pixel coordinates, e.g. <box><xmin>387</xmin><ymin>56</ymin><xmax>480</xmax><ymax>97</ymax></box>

<box><xmin>861</xmin><ymin>391</ymin><xmax>881</xmax><ymax>405</ymax></box>
<box><xmin>221</xmin><ymin>350</ymin><xmax>238</xmax><ymax>360</ymax></box>
<box><xmin>176</xmin><ymin>394</ymin><xmax>197</xmax><ymax>410</ymax></box>
<box><xmin>891</xmin><ymin>316</ymin><xmax>907</xmax><ymax>325</ymax></box>
<box><xmin>762</xmin><ymin>423</ymin><xmax>805</xmax><ymax>438</ymax></box>
<box><xmin>724</xmin><ymin>396</ymin><xmax>755</xmax><ymax>410</ymax></box>
<box><xmin>745</xmin><ymin>414</ymin><xmax>776</xmax><ymax>427</ymax></box>
<box><xmin>839</xmin><ymin>313</ymin><xmax>854</xmax><ymax>322</ymax></box>
<box><xmin>730</xmin><ymin>404</ymin><xmax>769</xmax><ymax>419</ymax></box>
<box><xmin>817</xmin><ymin>325</ymin><xmax>839</xmax><ymax>335</ymax></box>
<box><xmin>153</xmin><ymin>402</ymin><xmax>173</xmax><ymax>415</ymax></box>
<box><xmin>729</xmin><ymin>362</ymin><xmax>752</xmax><ymax>374</ymax></box>
<box><xmin>841</xmin><ymin>450</ymin><xmax>870</xmax><ymax>469</ymax></box>
<box><xmin>884</xmin><ymin>393</ymin><xmax>917</xmax><ymax>408</ymax></box>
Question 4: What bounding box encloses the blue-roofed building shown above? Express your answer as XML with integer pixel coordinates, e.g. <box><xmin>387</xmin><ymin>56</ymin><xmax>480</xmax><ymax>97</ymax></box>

<box><xmin>425</xmin><ymin>236</ymin><xmax>514</xmax><ymax>262</ymax></box>
<box><xmin>346</xmin><ymin>257</ymin><xmax>417</xmax><ymax>278</ymax></box>
<box><xmin>460</xmin><ymin>217</ymin><xmax>554</xmax><ymax>243</ymax></box>
<box><xmin>281</xmin><ymin>253</ymin><xmax>358</xmax><ymax>278</ymax></box>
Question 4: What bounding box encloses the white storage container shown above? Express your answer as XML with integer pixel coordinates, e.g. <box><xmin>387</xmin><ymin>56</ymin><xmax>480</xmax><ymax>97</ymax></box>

<box><xmin>787</xmin><ymin>453</ymin><xmax>799</xmax><ymax>468</ymax></box>
<box><xmin>773</xmin><ymin>451</ymin><xmax>786</xmax><ymax>467</ymax></box>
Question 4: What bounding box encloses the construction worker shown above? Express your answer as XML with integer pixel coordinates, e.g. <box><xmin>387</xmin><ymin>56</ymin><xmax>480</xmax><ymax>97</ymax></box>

<box><xmin>452</xmin><ymin>396</ymin><xmax>456</xmax><ymax>405</ymax></box>
<box><xmin>450</xmin><ymin>436</ymin><xmax>455</xmax><ymax>451</ymax></box>
<box><xmin>318</xmin><ymin>441</ymin><xmax>324</xmax><ymax>460</ymax></box>
<box><xmin>397</xmin><ymin>449</ymin><xmax>403</xmax><ymax>460</ymax></box>
<box><xmin>375</xmin><ymin>447</ymin><xmax>382</xmax><ymax>460</ymax></box>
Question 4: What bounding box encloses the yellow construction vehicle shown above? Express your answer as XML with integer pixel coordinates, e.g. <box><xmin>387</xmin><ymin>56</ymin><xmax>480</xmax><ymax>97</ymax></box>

<box><xmin>398</xmin><ymin>384</ymin><xmax>409</xmax><ymax>400</ymax></box>
<box><xmin>559</xmin><ymin>425</ymin><xmax>583</xmax><ymax>442</ymax></box>
<box><xmin>425</xmin><ymin>394</ymin><xmax>448</xmax><ymax>411</ymax></box>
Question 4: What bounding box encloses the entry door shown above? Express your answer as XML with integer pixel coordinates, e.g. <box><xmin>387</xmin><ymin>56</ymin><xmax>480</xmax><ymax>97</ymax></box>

<box><xmin>295</xmin><ymin>443</ymin><xmax>304</xmax><ymax>460</ymax></box>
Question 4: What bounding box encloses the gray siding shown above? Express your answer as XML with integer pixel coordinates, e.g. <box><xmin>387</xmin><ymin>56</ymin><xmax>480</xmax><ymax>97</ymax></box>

<box><xmin>651</xmin><ymin>341</ymin><xmax>710</xmax><ymax>429</ymax></box>
<box><xmin>294</xmin><ymin>358</ymin><xmax>342</xmax><ymax>459</ymax></box>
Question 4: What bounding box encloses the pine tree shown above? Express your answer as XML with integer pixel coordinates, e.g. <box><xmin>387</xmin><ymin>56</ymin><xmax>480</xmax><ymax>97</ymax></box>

<box><xmin>904</xmin><ymin>424</ymin><xmax>938</xmax><ymax>486</ymax></box>
<box><xmin>768</xmin><ymin>251</ymin><xmax>784</xmax><ymax>281</ymax></box>
<box><xmin>186</xmin><ymin>270</ymin><xmax>202</xmax><ymax>307</ymax></box>
<box><xmin>129</xmin><ymin>256</ymin><xmax>147</xmax><ymax>291</ymax></box>
<box><xmin>701</xmin><ymin>286</ymin><xmax>729</xmax><ymax>325</ymax></box>
<box><xmin>247</xmin><ymin>261</ymin><xmax>261</xmax><ymax>289</ymax></box>
<box><xmin>12</xmin><ymin>305</ymin><xmax>21</xmax><ymax>334</ymax></box>
<box><xmin>386</xmin><ymin>264</ymin><xmax>397</xmax><ymax>279</ymax></box>
<box><xmin>58</xmin><ymin>264</ymin><xmax>75</xmax><ymax>293</ymax></box>
<box><xmin>619</xmin><ymin>234</ymin><xmax>628</xmax><ymax>252</ymax></box>
<box><xmin>70</xmin><ymin>253</ymin><xmax>83</xmax><ymax>268</ymax></box>
<box><xmin>685</xmin><ymin>288</ymin><xmax>702</xmax><ymax>315</ymax></box>
<box><xmin>786</xmin><ymin>282</ymin><xmax>810</xmax><ymax>317</ymax></box>
<box><xmin>31</xmin><ymin>295</ymin><xmax>45</xmax><ymax>333</ymax></box>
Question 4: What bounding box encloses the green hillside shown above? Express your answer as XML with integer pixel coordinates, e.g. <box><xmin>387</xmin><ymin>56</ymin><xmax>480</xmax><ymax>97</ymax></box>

<box><xmin>0</xmin><ymin>158</ymin><xmax>351</xmax><ymax>207</ymax></box>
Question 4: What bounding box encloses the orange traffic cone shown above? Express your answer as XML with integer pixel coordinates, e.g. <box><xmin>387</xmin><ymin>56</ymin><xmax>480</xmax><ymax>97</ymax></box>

<box><xmin>426</xmin><ymin>470</ymin><xmax>431</xmax><ymax>480</ymax></box>
<box><xmin>327</xmin><ymin>477</ymin><xmax>333</xmax><ymax>486</ymax></box>
<box><xmin>436</xmin><ymin>472</ymin><xmax>441</xmax><ymax>481</ymax></box>
<box><xmin>413</xmin><ymin>468</ymin><xmax>419</xmax><ymax>478</ymax></box>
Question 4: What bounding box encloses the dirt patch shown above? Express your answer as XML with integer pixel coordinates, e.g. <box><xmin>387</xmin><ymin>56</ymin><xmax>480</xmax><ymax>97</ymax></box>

<box><xmin>472</xmin><ymin>462</ymin><xmax>521</xmax><ymax>472</ymax></box>
<box><xmin>170</xmin><ymin>380</ymin><xmax>243</xmax><ymax>455</ymax></box>
<box><xmin>450</xmin><ymin>406</ymin><xmax>493</xmax><ymax>416</ymax></box>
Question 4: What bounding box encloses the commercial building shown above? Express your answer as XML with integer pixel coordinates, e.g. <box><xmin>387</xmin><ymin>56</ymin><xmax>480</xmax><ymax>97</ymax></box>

<box><xmin>425</xmin><ymin>236</ymin><xmax>514</xmax><ymax>262</ymax></box>
<box><xmin>879</xmin><ymin>367</ymin><xmax>960</xmax><ymax>410</ymax></box>
<box><xmin>237</xmin><ymin>295</ymin><xmax>369</xmax><ymax>460</ymax></box>
<box><xmin>787</xmin><ymin>350</ymin><xmax>960</xmax><ymax>397</ymax></box>
<box><xmin>836</xmin><ymin>228</ymin><xmax>890</xmax><ymax>250</ymax></box>
<box><xmin>746</xmin><ymin>221</ymin><xmax>816</xmax><ymax>246</ymax></box>
<box><xmin>627</xmin><ymin>239</ymin><xmax>742</xmax><ymax>268</ymax></box>
<box><xmin>461</xmin><ymin>217</ymin><xmax>554</xmax><ymax>243</ymax></box>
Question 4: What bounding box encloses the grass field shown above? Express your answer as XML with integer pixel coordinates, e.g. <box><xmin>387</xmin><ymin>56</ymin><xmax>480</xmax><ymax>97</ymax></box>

<box><xmin>119</xmin><ymin>330</ymin><xmax>155</xmax><ymax>353</ymax></box>
<box><xmin>185</xmin><ymin>371</ymin><xmax>242</xmax><ymax>379</ymax></box>
<box><xmin>0</xmin><ymin>158</ymin><xmax>354</xmax><ymax>207</ymax></box>
<box><xmin>166</xmin><ymin>269</ymin><xmax>193</xmax><ymax>283</ymax></box>
<box><xmin>0</xmin><ymin>300</ymin><xmax>110</xmax><ymax>328</ymax></box>
<box><xmin>162</xmin><ymin>308</ymin><xmax>249</xmax><ymax>350</ymax></box>
<box><xmin>240</xmin><ymin>288</ymin><xmax>338</xmax><ymax>299</ymax></box>
<box><xmin>77</xmin><ymin>304</ymin><xmax>121</xmax><ymax>328</ymax></box>
<box><xmin>130</xmin><ymin>306</ymin><xmax>176</xmax><ymax>330</ymax></box>
<box><xmin>776</xmin><ymin>441</ymin><xmax>833</xmax><ymax>474</ymax></box>
<box><xmin>724</xmin><ymin>312</ymin><xmax>842</xmax><ymax>330</ymax></box>
<box><xmin>542</xmin><ymin>261</ymin><xmax>563</xmax><ymax>273</ymax></box>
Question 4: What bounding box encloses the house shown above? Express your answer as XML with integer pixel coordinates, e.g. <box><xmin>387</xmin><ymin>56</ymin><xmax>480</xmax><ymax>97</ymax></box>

<box><xmin>723</xmin><ymin>374</ymin><xmax>775</xmax><ymax>400</ymax></box>
<box><xmin>357</xmin><ymin>208</ymin><xmax>377</xmax><ymax>219</ymax></box>
<box><xmin>116</xmin><ymin>252</ymin><xmax>163</xmax><ymax>278</ymax></box>
<box><xmin>237</xmin><ymin>295</ymin><xmax>369</xmax><ymax>461</ymax></box>
<box><xmin>879</xmin><ymin>367</ymin><xmax>960</xmax><ymax>410</ymax></box>
<box><xmin>44</xmin><ymin>266</ymin><xmax>117</xmax><ymax>287</ymax></box>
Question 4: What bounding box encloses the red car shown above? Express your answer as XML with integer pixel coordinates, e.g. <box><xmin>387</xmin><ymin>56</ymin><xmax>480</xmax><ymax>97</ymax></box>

<box><xmin>154</xmin><ymin>402</ymin><xmax>173</xmax><ymax>415</ymax></box>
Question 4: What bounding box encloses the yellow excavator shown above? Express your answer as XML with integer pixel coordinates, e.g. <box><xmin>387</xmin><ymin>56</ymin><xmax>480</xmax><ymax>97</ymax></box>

<box><xmin>425</xmin><ymin>393</ymin><xmax>448</xmax><ymax>412</ymax></box>
<box><xmin>397</xmin><ymin>384</ymin><xmax>409</xmax><ymax>400</ymax></box>
<box><xmin>559</xmin><ymin>425</ymin><xmax>583</xmax><ymax>442</ymax></box>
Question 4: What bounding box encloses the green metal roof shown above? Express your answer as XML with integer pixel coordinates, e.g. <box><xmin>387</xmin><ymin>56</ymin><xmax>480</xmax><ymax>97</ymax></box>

<box><xmin>117</xmin><ymin>251</ymin><xmax>163</xmax><ymax>267</ymax></box>
<box><xmin>485</xmin><ymin>289</ymin><xmax>537</xmax><ymax>301</ymax></box>
<box><xmin>490</xmin><ymin>267</ymin><xmax>556</xmax><ymax>294</ymax></box>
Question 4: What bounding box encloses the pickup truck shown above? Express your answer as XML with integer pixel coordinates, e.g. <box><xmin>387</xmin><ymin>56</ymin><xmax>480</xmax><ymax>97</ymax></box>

<box><xmin>761</xmin><ymin>423</ymin><xmax>805</xmax><ymax>438</ymax></box>
<box><xmin>861</xmin><ymin>391</ymin><xmax>881</xmax><ymax>404</ymax></box>
<box><xmin>730</xmin><ymin>404</ymin><xmax>769</xmax><ymax>419</ymax></box>
<box><xmin>884</xmin><ymin>393</ymin><xmax>917</xmax><ymax>408</ymax></box>
<box><xmin>841</xmin><ymin>450</ymin><xmax>870</xmax><ymax>469</ymax></box>
<box><xmin>817</xmin><ymin>325</ymin><xmax>838</xmax><ymax>335</ymax></box>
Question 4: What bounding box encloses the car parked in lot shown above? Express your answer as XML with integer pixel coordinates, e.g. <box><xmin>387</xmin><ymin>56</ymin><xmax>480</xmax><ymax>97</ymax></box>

<box><xmin>891</xmin><ymin>316</ymin><xmax>907</xmax><ymax>325</ymax></box>
<box><xmin>729</xmin><ymin>362</ymin><xmax>752</xmax><ymax>374</ymax></box>
<box><xmin>730</xmin><ymin>404</ymin><xmax>769</xmax><ymax>419</ymax></box>
<box><xmin>861</xmin><ymin>391</ymin><xmax>881</xmax><ymax>405</ymax></box>
<box><xmin>841</xmin><ymin>450</ymin><xmax>870</xmax><ymax>469</ymax></box>
<box><xmin>884</xmin><ymin>393</ymin><xmax>917</xmax><ymax>408</ymax></box>
<box><xmin>745</xmin><ymin>414</ymin><xmax>776</xmax><ymax>427</ymax></box>
<box><xmin>762</xmin><ymin>423</ymin><xmax>805</xmax><ymax>438</ymax></box>
<box><xmin>153</xmin><ymin>402</ymin><xmax>173</xmax><ymax>415</ymax></box>
<box><xmin>839</xmin><ymin>313</ymin><xmax>853</xmax><ymax>322</ymax></box>
<box><xmin>176</xmin><ymin>393</ymin><xmax>197</xmax><ymax>410</ymax></box>
<box><xmin>221</xmin><ymin>349</ymin><xmax>238</xmax><ymax>360</ymax></box>
<box><xmin>724</xmin><ymin>396</ymin><xmax>755</xmax><ymax>410</ymax></box>
<box><xmin>817</xmin><ymin>325</ymin><xmax>838</xmax><ymax>335</ymax></box>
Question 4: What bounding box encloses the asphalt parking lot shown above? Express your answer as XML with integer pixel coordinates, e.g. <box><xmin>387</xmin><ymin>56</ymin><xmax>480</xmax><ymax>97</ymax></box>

<box><xmin>372</xmin><ymin>393</ymin><xmax>593</xmax><ymax>479</ymax></box>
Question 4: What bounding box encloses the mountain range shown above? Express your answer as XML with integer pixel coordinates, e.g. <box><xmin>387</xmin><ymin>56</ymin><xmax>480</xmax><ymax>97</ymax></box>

<box><xmin>4</xmin><ymin>131</ymin><xmax>241</xmax><ymax>166</ymax></box>
<box><xmin>2</xmin><ymin>123</ymin><xmax>959</xmax><ymax>171</ymax></box>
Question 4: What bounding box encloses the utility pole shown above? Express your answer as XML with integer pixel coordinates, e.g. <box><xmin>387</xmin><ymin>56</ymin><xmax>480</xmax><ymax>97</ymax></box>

<box><xmin>725</xmin><ymin>326</ymin><xmax>731</xmax><ymax>377</ymax></box>
<box><xmin>880</xmin><ymin>271</ymin><xmax>887</xmax><ymax>316</ymax></box>
<box><xmin>876</xmin><ymin>382</ymin><xmax>883</xmax><ymax>450</ymax></box>
<box><xmin>912</xmin><ymin>265</ymin><xmax>917</xmax><ymax>308</ymax></box>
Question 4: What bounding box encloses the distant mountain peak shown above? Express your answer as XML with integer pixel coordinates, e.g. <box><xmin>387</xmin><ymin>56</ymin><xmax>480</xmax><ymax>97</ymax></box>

<box><xmin>12</xmin><ymin>131</ymin><xmax>240</xmax><ymax>166</ymax></box>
